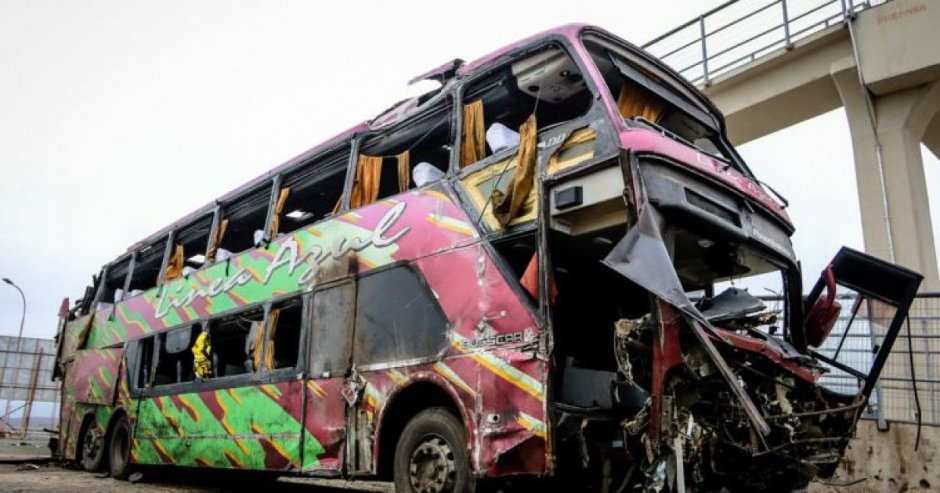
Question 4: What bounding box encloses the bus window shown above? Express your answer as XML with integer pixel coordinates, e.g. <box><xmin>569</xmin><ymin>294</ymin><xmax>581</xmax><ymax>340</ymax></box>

<box><xmin>216</xmin><ymin>185</ymin><xmax>272</xmax><ymax>257</ymax></box>
<box><xmin>135</xmin><ymin>336</ymin><xmax>156</xmax><ymax>389</ymax></box>
<box><xmin>153</xmin><ymin>325</ymin><xmax>197</xmax><ymax>385</ymax></box>
<box><xmin>582</xmin><ymin>37</ymin><xmax>731</xmax><ymax>162</ymax></box>
<box><xmin>208</xmin><ymin>307</ymin><xmax>264</xmax><ymax>378</ymax></box>
<box><xmin>351</xmin><ymin>102</ymin><xmax>452</xmax><ymax>208</ymax></box>
<box><xmin>274</xmin><ymin>146</ymin><xmax>350</xmax><ymax>234</ymax></box>
<box><xmin>127</xmin><ymin>236</ymin><xmax>167</xmax><ymax>295</ymax></box>
<box><xmin>264</xmin><ymin>297</ymin><xmax>303</xmax><ymax>370</ymax></box>
<box><xmin>163</xmin><ymin>213</ymin><xmax>213</xmax><ymax>282</ymax></box>
<box><xmin>309</xmin><ymin>282</ymin><xmax>355</xmax><ymax>378</ymax></box>
<box><xmin>353</xmin><ymin>266</ymin><xmax>448</xmax><ymax>368</ymax></box>
<box><xmin>460</xmin><ymin>44</ymin><xmax>591</xmax><ymax>168</ymax></box>
<box><xmin>96</xmin><ymin>255</ymin><xmax>131</xmax><ymax>307</ymax></box>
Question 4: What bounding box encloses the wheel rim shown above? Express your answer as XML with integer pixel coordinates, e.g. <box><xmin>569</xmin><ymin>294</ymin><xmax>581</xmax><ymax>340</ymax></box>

<box><xmin>82</xmin><ymin>428</ymin><xmax>102</xmax><ymax>466</ymax></box>
<box><xmin>408</xmin><ymin>434</ymin><xmax>456</xmax><ymax>493</ymax></box>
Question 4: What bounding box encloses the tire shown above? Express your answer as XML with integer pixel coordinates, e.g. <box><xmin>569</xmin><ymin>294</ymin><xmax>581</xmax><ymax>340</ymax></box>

<box><xmin>394</xmin><ymin>407</ymin><xmax>475</xmax><ymax>493</ymax></box>
<box><xmin>79</xmin><ymin>421</ymin><xmax>105</xmax><ymax>472</ymax></box>
<box><xmin>108</xmin><ymin>415</ymin><xmax>132</xmax><ymax>480</ymax></box>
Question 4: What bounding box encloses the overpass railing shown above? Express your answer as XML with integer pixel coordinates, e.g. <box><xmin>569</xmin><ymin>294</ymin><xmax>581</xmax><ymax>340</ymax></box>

<box><xmin>642</xmin><ymin>0</ymin><xmax>892</xmax><ymax>86</ymax></box>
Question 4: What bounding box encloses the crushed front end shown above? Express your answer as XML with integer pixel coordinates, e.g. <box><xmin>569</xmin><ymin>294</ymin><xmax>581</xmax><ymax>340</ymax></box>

<box><xmin>544</xmin><ymin>149</ymin><xmax>923</xmax><ymax>491</ymax></box>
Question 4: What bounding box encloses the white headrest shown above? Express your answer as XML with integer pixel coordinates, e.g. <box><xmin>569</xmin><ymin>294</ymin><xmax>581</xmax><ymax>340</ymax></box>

<box><xmin>486</xmin><ymin>122</ymin><xmax>520</xmax><ymax>152</ymax></box>
<box><xmin>413</xmin><ymin>162</ymin><xmax>445</xmax><ymax>187</ymax></box>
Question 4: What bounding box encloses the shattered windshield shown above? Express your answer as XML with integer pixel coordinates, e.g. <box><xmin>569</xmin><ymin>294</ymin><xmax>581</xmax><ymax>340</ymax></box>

<box><xmin>581</xmin><ymin>34</ymin><xmax>746</xmax><ymax>169</ymax></box>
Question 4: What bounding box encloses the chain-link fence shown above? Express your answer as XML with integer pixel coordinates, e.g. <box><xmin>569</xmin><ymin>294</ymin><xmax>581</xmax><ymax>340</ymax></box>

<box><xmin>642</xmin><ymin>0</ymin><xmax>892</xmax><ymax>86</ymax></box>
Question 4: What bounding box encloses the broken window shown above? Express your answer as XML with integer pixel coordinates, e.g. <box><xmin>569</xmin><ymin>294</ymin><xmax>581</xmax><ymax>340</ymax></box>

<box><xmin>153</xmin><ymin>325</ymin><xmax>198</xmax><ymax>386</ymax></box>
<box><xmin>215</xmin><ymin>184</ymin><xmax>272</xmax><ymax>257</ymax></box>
<box><xmin>264</xmin><ymin>297</ymin><xmax>303</xmax><ymax>370</ymax></box>
<box><xmin>170</xmin><ymin>213</ymin><xmax>214</xmax><ymax>278</ymax></box>
<box><xmin>582</xmin><ymin>36</ymin><xmax>738</xmax><ymax>165</ymax></box>
<box><xmin>206</xmin><ymin>307</ymin><xmax>264</xmax><ymax>378</ymax></box>
<box><xmin>352</xmin><ymin>101</ymin><xmax>452</xmax><ymax>208</ymax></box>
<box><xmin>275</xmin><ymin>146</ymin><xmax>350</xmax><ymax>233</ymax></box>
<box><xmin>134</xmin><ymin>336</ymin><xmax>156</xmax><ymax>389</ymax></box>
<box><xmin>308</xmin><ymin>281</ymin><xmax>355</xmax><ymax>378</ymax></box>
<box><xmin>459</xmin><ymin>44</ymin><xmax>591</xmax><ymax>167</ymax></box>
<box><xmin>126</xmin><ymin>235</ymin><xmax>168</xmax><ymax>295</ymax></box>
<box><xmin>353</xmin><ymin>265</ymin><xmax>448</xmax><ymax>367</ymax></box>
<box><xmin>95</xmin><ymin>254</ymin><xmax>132</xmax><ymax>307</ymax></box>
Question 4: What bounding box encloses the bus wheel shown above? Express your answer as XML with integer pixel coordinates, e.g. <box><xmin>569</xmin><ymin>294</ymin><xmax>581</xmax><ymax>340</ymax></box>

<box><xmin>394</xmin><ymin>408</ymin><xmax>474</xmax><ymax>493</ymax></box>
<box><xmin>108</xmin><ymin>415</ymin><xmax>132</xmax><ymax>480</ymax></box>
<box><xmin>80</xmin><ymin>424</ymin><xmax>105</xmax><ymax>472</ymax></box>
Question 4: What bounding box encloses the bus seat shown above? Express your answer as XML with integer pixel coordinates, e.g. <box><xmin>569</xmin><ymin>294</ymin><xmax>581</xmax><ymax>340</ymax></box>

<box><xmin>215</xmin><ymin>248</ymin><xmax>232</xmax><ymax>262</ymax></box>
<box><xmin>486</xmin><ymin>122</ymin><xmax>519</xmax><ymax>152</ymax></box>
<box><xmin>413</xmin><ymin>162</ymin><xmax>445</xmax><ymax>187</ymax></box>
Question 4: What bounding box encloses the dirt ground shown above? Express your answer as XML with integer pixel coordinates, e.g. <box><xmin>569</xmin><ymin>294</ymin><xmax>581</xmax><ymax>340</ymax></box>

<box><xmin>0</xmin><ymin>436</ymin><xmax>391</xmax><ymax>493</ymax></box>
<box><xmin>1</xmin><ymin>424</ymin><xmax>935</xmax><ymax>492</ymax></box>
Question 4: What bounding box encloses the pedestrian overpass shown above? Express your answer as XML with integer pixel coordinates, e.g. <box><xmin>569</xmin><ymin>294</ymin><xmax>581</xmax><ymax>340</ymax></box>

<box><xmin>644</xmin><ymin>0</ymin><xmax>940</xmax><ymax>290</ymax></box>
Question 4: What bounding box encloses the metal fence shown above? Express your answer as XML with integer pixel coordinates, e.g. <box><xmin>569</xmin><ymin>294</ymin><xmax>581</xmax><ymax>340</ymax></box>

<box><xmin>763</xmin><ymin>293</ymin><xmax>939</xmax><ymax>426</ymax></box>
<box><xmin>642</xmin><ymin>0</ymin><xmax>892</xmax><ymax>86</ymax></box>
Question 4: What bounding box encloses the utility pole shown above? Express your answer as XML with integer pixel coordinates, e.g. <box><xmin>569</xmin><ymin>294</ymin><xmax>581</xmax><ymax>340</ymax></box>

<box><xmin>1</xmin><ymin>278</ymin><xmax>26</xmax><ymax>430</ymax></box>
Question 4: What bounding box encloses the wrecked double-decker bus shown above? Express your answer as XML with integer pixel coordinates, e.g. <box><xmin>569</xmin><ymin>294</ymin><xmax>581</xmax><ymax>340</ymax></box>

<box><xmin>51</xmin><ymin>24</ymin><xmax>922</xmax><ymax>492</ymax></box>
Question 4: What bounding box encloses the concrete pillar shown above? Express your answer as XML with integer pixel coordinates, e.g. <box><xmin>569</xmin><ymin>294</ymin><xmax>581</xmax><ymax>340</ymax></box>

<box><xmin>831</xmin><ymin>59</ymin><xmax>940</xmax><ymax>290</ymax></box>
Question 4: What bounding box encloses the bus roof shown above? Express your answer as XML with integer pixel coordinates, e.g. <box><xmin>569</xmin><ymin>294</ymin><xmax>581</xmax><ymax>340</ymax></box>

<box><xmin>122</xmin><ymin>23</ymin><xmax>726</xmax><ymax>259</ymax></box>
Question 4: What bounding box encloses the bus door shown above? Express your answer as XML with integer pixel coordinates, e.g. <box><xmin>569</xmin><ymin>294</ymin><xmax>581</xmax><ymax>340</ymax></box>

<box><xmin>302</xmin><ymin>280</ymin><xmax>356</xmax><ymax>474</ymax></box>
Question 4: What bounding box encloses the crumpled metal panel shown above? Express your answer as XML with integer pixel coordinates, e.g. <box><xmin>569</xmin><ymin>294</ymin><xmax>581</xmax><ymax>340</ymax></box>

<box><xmin>67</xmin><ymin>347</ymin><xmax>123</xmax><ymax>406</ymax></box>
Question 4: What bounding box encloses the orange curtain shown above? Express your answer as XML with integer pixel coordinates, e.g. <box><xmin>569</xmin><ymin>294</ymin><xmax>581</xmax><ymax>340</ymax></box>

<box><xmin>163</xmin><ymin>244</ymin><xmax>185</xmax><ymax>282</ymax></box>
<box><xmin>206</xmin><ymin>218</ymin><xmax>229</xmax><ymax>263</ymax></box>
<box><xmin>269</xmin><ymin>187</ymin><xmax>291</xmax><ymax>239</ymax></box>
<box><xmin>460</xmin><ymin>99</ymin><xmax>485</xmax><ymax>167</ymax></box>
<box><xmin>263</xmin><ymin>309</ymin><xmax>280</xmax><ymax>369</ymax></box>
<box><xmin>350</xmin><ymin>154</ymin><xmax>383</xmax><ymax>208</ymax></box>
<box><xmin>492</xmin><ymin>114</ymin><xmax>537</xmax><ymax>227</ymax></box>
<box><xmin>617</xmin><ymin>82</ymin><xmax>665</xmax><ymax>122</ymax></box>
<box><xmin>397</xmin><ymin>150</ymin><xmax>410</xmax><ymax>193</ymax></box>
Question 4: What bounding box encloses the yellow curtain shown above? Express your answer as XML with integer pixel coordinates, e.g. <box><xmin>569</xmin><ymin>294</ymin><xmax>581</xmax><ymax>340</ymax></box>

<box><xmin>206</xmin><ymin>218</ymin><xmax>229</xmax><ymax>263</ymax></box>
<box><xmin>269</xmin><ymin>187</ymin><xmax>291</xmax><ymax>239</ymax></box>
<box><xmin>251</xmin><ymin>320</ymin><xmax>265</xmax><ymax>371</ymax></box>
<box><xmin>397</xmin><ymin>150</ymin><xmax>410</xmax><ymax>193</ymax></box>
<box><xmin>264</xmin><ymin>309</ymin><xmax>280</xmax><ymax>369</ymax></box>
<box><xmin>617</xmin><ymin>82</ymin><xmax>665</xmax><ymax>122</ymax></box>
<box><xmin>192</xmin><ymin>331</ymin><xmax>212</xmax><ymax>379</ymax></box>
<box><xmin>492</xmin><ymin>114</ymin><xmax>537</xmax><ymax>227</ymax></box>
<box><xmin>350</xmin><ymin>154</ymin><xmax>383</xmax><ymax>208</ymax></box>
<box><xmin>163</xmin><ymin>244</ymin><xmax>185</xmax><ymax>282</ymax></box>
<box><xmin>460</xmin><ymin>100</ymin><xmax>485</xmax><ymax>167</ymax></box>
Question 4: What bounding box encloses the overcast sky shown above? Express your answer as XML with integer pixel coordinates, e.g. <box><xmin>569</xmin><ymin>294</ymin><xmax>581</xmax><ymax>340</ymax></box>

<box><xmin>1</xmin><ymin>0</ymin><xmax>938</xmax><ymax>340</ymax></box>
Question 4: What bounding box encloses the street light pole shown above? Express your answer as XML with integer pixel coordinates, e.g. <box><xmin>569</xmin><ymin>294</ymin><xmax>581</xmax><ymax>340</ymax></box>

<box><xmin>1</xmin><ymin>278</ymin><xmax>26</xmax><ymax>430</ymax></box>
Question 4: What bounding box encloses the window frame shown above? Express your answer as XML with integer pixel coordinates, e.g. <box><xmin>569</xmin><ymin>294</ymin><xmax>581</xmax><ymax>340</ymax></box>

<box><xmin>452</xmin><ymin>37</ymin><xmax>604</xmax><ymax>175</ymax></box>
<box><xmin>348</xmin><ymin>96</ymin><xmax>457</xmax><ymax>208</ymax></box>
